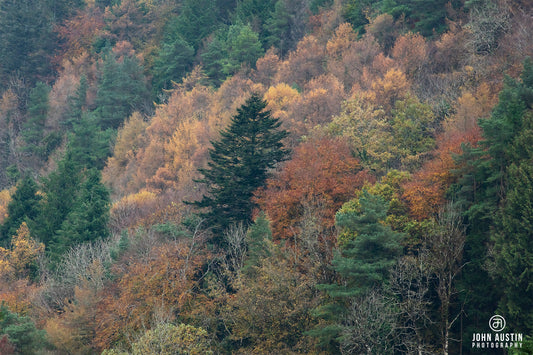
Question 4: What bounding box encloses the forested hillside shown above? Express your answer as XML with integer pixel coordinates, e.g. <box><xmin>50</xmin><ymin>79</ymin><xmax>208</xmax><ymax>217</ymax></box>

<box><xmin>0</xmin><ymin>0</ymin><xmax>532</xmax><ymax>353</ymax></box>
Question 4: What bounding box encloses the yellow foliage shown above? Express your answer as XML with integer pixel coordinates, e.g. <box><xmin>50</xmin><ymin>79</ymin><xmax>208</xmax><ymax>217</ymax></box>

<box><xmin>0</xmin><ymin>222</ymin><xmax>44</xmax><ymax>280</ymax></box>
<box><xmin>326</xmin><ymin>23</ymin><xmax>357</xmax><ymax>59</ymax></box>
<box><xmin>369</xmin><ymin>68</ymin><xmax>410</xmax><ymax>111</ymax></box>
<box><xmin>0</xmin><ymin>187</ymin><xmax>14</xmax><ymax>223</ymax></box>
<box><xmin>263</xmin><ymin>83</ymin><xmax>300</xmax><ymax>119</ymax></box>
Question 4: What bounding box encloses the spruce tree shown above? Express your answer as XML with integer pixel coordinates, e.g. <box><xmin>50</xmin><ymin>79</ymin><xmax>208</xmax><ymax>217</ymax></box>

<box><xmin>453</xmin><ymin>58</ymin><xmax>533</xmax><ymax>349</ymax></box>
<box><xmin>22</xmin><ymin>82</ymin><xmax>50</xmax><ymax>154</ymax></box>
<box><xmin>54</xmin><ymin>169</ymin><xmax>110</xmax><ymax>256</ymax></box>
<box><xmin>310</xmin><ymin>190</ymin><xmax>403</xmax><ymax>351</ymax></box>
<box><xmin>193</xmin><ymin>94</ymin><xmax>289</xmax><ymax>245</ymax></box>
<box><xmin>0</xmin><ymin>177</ymin><xmax>41</xmax><ymax>247</ymax></box>
<box><xmin>95</xmin><ymin>50</ymin><xmax>150</xmax><ymax>130</ymax></box>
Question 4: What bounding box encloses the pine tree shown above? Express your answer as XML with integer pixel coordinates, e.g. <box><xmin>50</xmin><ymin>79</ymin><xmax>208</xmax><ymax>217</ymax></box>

<box><xmin>192</xmin><ymin>94</ymin><xmax>289</xmax><ymax>246</ymax></box>
<box><xmin>63</xmin><ymin>75</ymin><xmax>88</xmax><ymax>130</ymax></box>
<box><xmin>55</xmin><ymin>169</ymin><xmax>110</xmax><ymax>256</ymax></box>
<box><xmin>30</xmin><ymin>153</ymin><xmax>82</xmax><ymax>249</ymax></box>
<box><xmin>310</xmin><ymin>190</ymin><xmax>403</xmax><ymax>351</ymax></box>
<box><xmin>95</xmin><ymin>50</ymin><xmax>150</xmax><ymax>130</ymax></box>
<box><xmin>242</xmin><ymin>211</ymin><xmax>272</xmax><ymax>275</ymax></box>
<box><xmin>0</xmin><ymin>177</ymin><xmax>41</xmax><ymax>247</ymax></box>
<box><xmin>0</xmin><ymin>0</ymin><xmax>53</xmax><ymax>83</ymax></box>
<box><xmin>453</xmin><ymin>58</ymin><xmax>533</xmax><ymax>350</ymax></box>
<box><xmin>22</xmin><ymin>82</ymin><xmax>50</xmax><ymax>156</ymax></box>
<box><xmin>152</xmin><ymin>34</ymin><xmax>195</xmax><ymax>95</ymax></box>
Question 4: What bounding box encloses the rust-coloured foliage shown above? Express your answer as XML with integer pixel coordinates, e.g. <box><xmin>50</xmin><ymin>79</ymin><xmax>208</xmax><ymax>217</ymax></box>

<box><xmin>257</xmin><ymin>136</ymin><xmax>369</xmax><ymax>242</ymax></box>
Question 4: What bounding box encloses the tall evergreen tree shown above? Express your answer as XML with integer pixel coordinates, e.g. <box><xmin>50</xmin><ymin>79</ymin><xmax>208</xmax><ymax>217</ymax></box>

<box><xmin>30</xmin><ymin>153</ymin><xmax>82</xmax><ymax>249</ymax></box>
<box><xmin>63</xmin><ymin>75</ymin><xmax>88</xmax><ymax>130</ymax></box>
<box><xmin>152</xmin><ymin>34</ymin><xmax>195</xmax><ymax>95</ymax></box>
<box><xmin>54</xmin><ymin>169</ymin><xmax>110</xmax><ymax>256</ymax></box>
<box><xmin>22</xmin><ymin>82</ymin><xmax>50</xmax><ymax>156</ymax></box>
<box><xmin>95</xmin><ymin>50</ymin><xmax>150</xmax><ymax>130</ymax></box>
<box><xmin>0</xmin><ymin>0</ymin><xmax>53</xmax><ymax>83</ymax></box>
<box><xmin>0</xmin><ymin>177</ymin><xmax>41</xmax><ymax>247</ymax></box>
<box><xmin>192</xmin><ymin>94</ymin><xmax>289</xmax><ymax>245</ymax></box>
<box><xmin>310</xmin><ymin>190</ymin><xmax>403</xmax><ymax>351</ymax></box>
<box><xmin>453</xmin><ymin>58</ymin><xmax>533</xmax><ymax>350</ymax></box>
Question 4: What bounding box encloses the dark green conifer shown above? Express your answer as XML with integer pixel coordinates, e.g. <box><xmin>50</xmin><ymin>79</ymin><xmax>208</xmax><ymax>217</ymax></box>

<box><xmin>310</xmin><ymin>190</ymin><xmax>403</xmax><ymax>351</ymax></box>
<box><xmin>22</xmin><ymin>82</ymin><xmax>50</xmax><ymax>156</ymax></box>
<box><xmin>0</xmin><ymin>177</ymin><xmax>41</xmax><ymax>247</ymax></box>
<box><xmin>192</xmin><ymin>94</ymin><xmax>289</xmax><ymax>245</ymax></box>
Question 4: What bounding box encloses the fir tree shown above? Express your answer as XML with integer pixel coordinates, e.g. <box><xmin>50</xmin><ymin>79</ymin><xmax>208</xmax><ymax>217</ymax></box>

<box><xmin>310</xmin><ymin>190</ymin><xmax>403</xmax><ymax>351</ymax></box>
<box><xmin>0</xmin><ymin>177</ymin><xmax>41</xmax><ymax>247</ymax></box>
<box><xmin>95</xmin><ymin>50</ymin><xmax>150</xmax><ymax>130</ymax></box>
<box><xmin>54</xmin><ymin>169</ymin><xmax>110</xmax><ymax>256</ymax></box>
<box><xmin>152</xmin><ymin>34</ymin><xmax>194</xmax><ymax>95</ymax></box>
<box><xmin>192</xmin><ymin>94</ymin><xmax>289</xmax><ymax>246</ymax></box>
<box><xmin>453</xmin><ymin>58</ymin><xmax>533</xmax><ymax>350</ymax></box>
<box><xmin>22</xmin><ymin>82</ymin><xmax>50</xmax><ymax>154</ymax></box>
<box><xmin>0</xmin><ymin>0</ymin><xmax>54</xmax><ymax>83</ymax></box>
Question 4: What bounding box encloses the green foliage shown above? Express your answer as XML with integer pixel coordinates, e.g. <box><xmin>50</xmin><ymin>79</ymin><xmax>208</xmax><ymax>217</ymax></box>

<box><xmin>0</xmin><ymin>177</ymin><xmax>41</xmax><ymax>247</ymax></box>
<box><xmin>311</xmin><ymin>190</ymin><xmax>403</xmax><ymax>350</ymax></box>
<box><xmin>174</xmin><ymin>0</ymin><xmax>220</xmax><ymax>50</ymax></box>
<box><xmin>242</xmin><ymin>211</ymin><xmax>272</xmax><ymax>275</ymax></box>
<box><xmin>22</xmin><ymin>82</ymin><xmax>50</xmax><ymax>156</ymax></box>
<box><xmin>30</xmin><ymin>154</ymin><xmax>82</xmax><ymax>249</ymax></box>
<box><xmin>201</xmin><ymin>24</ymin><xmax>263</xmax><ymax>84</ymax></box>
<box><xmin>342</xmin><ymin>0</ymin><xmax>372</xmax><ymax>34</ymax></box>
<box><xmin>0</xmin><ymin>0</ymin><xmax>54</xmax><ymax>83</ymax></box>
<box><xmin>0</xmin><ymin>303</ymin><xmax>47</xmax><ymax>354</ymax></box>
<box><xmin>63</xmin><ymin>75</ymin><xmax>88</xmax><ymax>130</ymax></box>
<box><xmin>95</xmin><ymin>50</ymin><xmax>150</xmax><ymax>130</ymax></box>
<box><xmin>453</xmin><ymin>58</ymin><xmax>533</xmax><ymax>350</ymax></box>
<box><xmin>67</xmin><ymin>112</ymin><xmax>114</xmax><ymax>170</ymax></box>
<box><xmin>55</xmin><ymin>169</ymin><xmax>110</xmax><ymax>255</ymax></box>
<box><xmin>152</xmin><ymin>34</ymin><xmax>194</xmax><ymax>94</ymax></box>
<box><xmin>192</xmin><ymin>94</ymin><xmax>289</xmax><ymax>245</ymax></box>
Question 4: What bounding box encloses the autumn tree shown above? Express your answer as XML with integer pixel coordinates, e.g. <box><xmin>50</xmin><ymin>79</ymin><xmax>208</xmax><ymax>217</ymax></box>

<box><xmin>257</xmin><ymin>136</ymin><xmax>367</xmax><ymax>243</ymax></box>
<box><xmin>192</xmin><ymin>94</ymin><xmax>289</xmax><ymax>245</ymax></box>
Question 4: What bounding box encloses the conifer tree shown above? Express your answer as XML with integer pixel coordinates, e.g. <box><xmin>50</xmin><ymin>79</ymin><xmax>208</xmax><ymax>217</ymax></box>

<box><xmin>55</xmin><ymin>169</ymin><xmax>110</xmax><ymax>256</ymax></box>
<box><xmin>453</xmin><ymin>58</ymin><xmax>533</xmax><ymax>348</ymax></box>
<box><xmin>310</xmin><ymin>190</ymin><xmax>403</xmax><ymax>351</ymax></box>
<box><xmin>192</xmin><ymin>94</ymin><xmax>289</xmax><ymax>245</ymax></box>
<box><xmin>22</xmin><ymin>82</ymin><xmax>50</xmax><ymax>154</ymax></box>
<box><xmin>95</xmin><ymin>50</ymin><xmax>150</xmax><ymax>130</ymax></box>
<box><xmin>0</xmin><ymin>177</ymin><xmax>41</xmax><ymax>247</ymax></box>
<box><xmin>0</xmin><ymin>0</ymin><xmax>53</xmax><ymax>83</ymax></box>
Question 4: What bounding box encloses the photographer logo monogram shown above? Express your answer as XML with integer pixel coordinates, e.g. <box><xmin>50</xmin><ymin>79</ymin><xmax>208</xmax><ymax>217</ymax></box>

<box><xmin>472</xmin><ymin>315</ymin><xmax>523</xmax><ymax>350</ymax></box>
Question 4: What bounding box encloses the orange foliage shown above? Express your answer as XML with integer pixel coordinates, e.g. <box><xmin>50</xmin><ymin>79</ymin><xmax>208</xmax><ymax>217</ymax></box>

<box><xmin>0</xmin><ymin>188</ymin><xmax>13</xmax><ymax>224</ymax></box>
<box><xmin>286</xmin><ymin>74</ymin><xmax>345</xmax><ymax>137</ymax></box>
<box><xmin>254</xmin><ymin>48</ymin><xmax>281</xmax><ymax>87</ymax></box>
<box><xmin>93</xmin><ymin>241</ymin><xmax>206</xmax><ymax>350</ymax></box>
<box><xmin>402</xmin><ymin>85</ymin><xmax>495</xmax><ymax>219</ymax></box>
<box><xmin>326</xmin><ymin>24</ymin><xmax>381</xmax><ymax>91</ymax></box>
<box><xmin>392</xmin><ymin>32</ymin><xmax>428</xmax><ymax>77</ymax></box>
<box><xmin>367</xmin><ymin>68</ymin><xmax>411</xmax><ymax>111</ymax></box>
<box><xmin>55</xmin><ymin>7</ymin><xmax>105</xmax><ymax>62</ymax></box>
<box><xmin>275</xmin><ymin>35</ymin><xmax>326</xmax><ymax>89</ymax></box>
<box><xmin>109</xmin><ymin>190</ymin><xmax>158</xmax><ymax>232</ymax></box>
<box><xmin>256</xmin><ymin>137</ymin><xmax>370</xmax><ymax>242</ymax></box>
